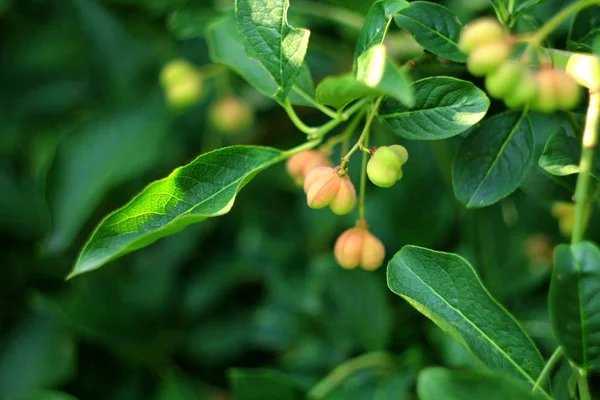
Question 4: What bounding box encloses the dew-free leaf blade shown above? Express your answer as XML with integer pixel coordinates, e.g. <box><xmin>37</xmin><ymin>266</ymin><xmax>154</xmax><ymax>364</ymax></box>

<box><xmin>70</xmin><ymin>146</ymin><xmax>283</xmax><ymax>278</ymax></box>
<box><xmin>355</xmin><ymin>44</ymin><xmax>414</xmax><ymax>107</ymax></box>
<box><xmin>539</xmin><ymin>127</ymin><xmax>600</xmax><ymax>179</ymax></box>
<box><xmin>452</xmin><ymin>111</ymin><xmax>534</xmax><ymax>208</ymax></box>
<box><xmin>417</xmin><ymin>368</ymin><xmax>543</xmax><ymax>400</ymax></box>
<box><xmin>394</xmin><ymin>2</ymin><xmax>465</xmax><ymax>63</ymax></box>
<box><xmin>235</xmin><ymin>0</ymin><xmax>310</xmax><ymax>102</ymax></box>
<box><xmin>354</xmin><ymin>0</ymin><xmax>410</xmax><ymax>65</ymax></box>
<box><xmin>316</xmin><ymin>74</ymin><xmax>378</xmax><ymax>109</ymax></box>
<box><xmin>378</xmin><ymin>77</ymin><xmax>489</xmax><ymax>140</ymax></box>
<box><xmin>207</xmin><ymin>14</ymin><xmax>313</xmax><ymax>107</ymax></box>
<box><xmin>387</xmin><ymin>246</ymin><xmax>546</xmax><ymax>390</ymax></box>
<box><xmin>549</xmin><ymin>242</ymin><xmax>600</xmax><ymax>372</ymax></box>
<box><xmin>229</xmin><ymin>368</ymin><xmax>305</xmax><ymax>400</ymax></box>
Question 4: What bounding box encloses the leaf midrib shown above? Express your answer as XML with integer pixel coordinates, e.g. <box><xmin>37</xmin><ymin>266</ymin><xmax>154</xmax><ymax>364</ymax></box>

<box><xmin>466</xmin><ymin>112</ymin><xmax>528</xmax><ymax>207</ymax></box>
<box><xmin>393</xmin><ymin>260</ymin><xmax>544</xmax><ymax>391</ymax></box>
<box><xmin>76</xmin><ymin>150</ymin><xmax>282</xmax><ymax>272</ymax></box>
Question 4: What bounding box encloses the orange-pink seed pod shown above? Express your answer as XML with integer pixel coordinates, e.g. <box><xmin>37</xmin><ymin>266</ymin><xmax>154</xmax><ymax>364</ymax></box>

<box><xmin>304</xmin><ymin>167</ymin><xmax>356</xmax><ymax>214</ymax></box>
<box><xmin>286</xmin><ymin>150</ymin><xmax>332</xmax><ymax>185</ymax></box>
<box><xmin>334</xmin><ymin>227</ymin><xmax>385</xmax><ymax>271</ymax></box>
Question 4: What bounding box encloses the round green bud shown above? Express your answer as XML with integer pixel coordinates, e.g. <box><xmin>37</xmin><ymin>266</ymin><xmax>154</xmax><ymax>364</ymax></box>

<box><xmin>367</xmin><ymin>146</ymin><xmax>404</xmax><ymax>188</ymax></box>
<box><xmin>160</xmin><ymin>59</ymin><xmax>198</xmax><ymax>88</ymax></box>
<box><xmin>503</xmin><ymin>70</ymin><xmax>538</xmax><ymax>109</ymax></box>
<box><xmin>459</xmin><ymin>18</ymin><xmax>506</xmax><ymax>55</ymax></box>
<box><xmin>160</xmin><ymin>59</ymin><xmax>204</xmax><ymax>110</ymax></box>
<box><xmin>485</xmin><ymin>60</ymin><xmax>524</xmax><ymax>99</ymax></box>
<box><xmin>467</xmin><ymin>41</ymin><xmax>512</xmax><ymax>77</ymax></box>
<box><xmin>388</xmin><ymin>144</ymin><xmax>408</xmax><ymax>165</ymax></box>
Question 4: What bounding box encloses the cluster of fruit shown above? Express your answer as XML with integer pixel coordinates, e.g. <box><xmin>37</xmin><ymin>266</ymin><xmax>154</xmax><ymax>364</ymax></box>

<box><xmin>160</xmin><ymin>59</ymin><xmax>255</xmax><ymax>134</ymax></box>
<box><xmin>287</xmin><ymin>144</ymin><xmax>408</xmax><ymax>271</ymax></box>
<box><xmin>460</xmin><ymin>18</ymin><xmax>581</xmax><ymax>112</ymax></box>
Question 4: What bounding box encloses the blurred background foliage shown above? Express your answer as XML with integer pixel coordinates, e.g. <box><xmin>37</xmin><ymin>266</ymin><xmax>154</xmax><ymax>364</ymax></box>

<box><xmin>0</xmin><ymin>0</ymin><xmax>599</xmax><ymax>399</ymax></box>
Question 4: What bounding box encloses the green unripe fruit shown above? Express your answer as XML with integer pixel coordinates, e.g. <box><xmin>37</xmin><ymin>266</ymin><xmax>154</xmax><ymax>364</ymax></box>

<box><xmin>467</xmin><ymin>40</ymin><xmax>512</xmax><ymax>77</ymax></box>
<box><xmin>367</xmin><ymin>146</ymin><xmax>407</xmax><ymax>188</ymax></box>
<box><xmin>485</xmin><ymin>61</ymin><xmax>524</xmax><ymax>99</ymax></box>
<box><xmin>160</xmin><ymin>59</ymin><xmax>204</xmax><ymax>110</ymax></box>
<box><xmin>209</xmin><ymin>96</ymin><xmax>255</xmax><ymax>134</ymax></box>
<box><xmin>532</xmin><ymin>70</ymin><xmax>558</xmax><ymax>113</ymax></box>
<box><xmin>566</xmin><ymin>53</ymin><xmax>600</xmax><ymax>90</ymax></box>
<box><xmin>531</xmin><ymin>69</ymin><xmax>581</xmax><ymax>113</ymax></box>
<box><xmin>459</xmin><ymin>18</ymin><xmax>506</xmax><ymax>55</ymax></box>
<box><xmin>504</xmin><ymin>70</ymin><xmax>538</xmax><ymax>109</ymax></box>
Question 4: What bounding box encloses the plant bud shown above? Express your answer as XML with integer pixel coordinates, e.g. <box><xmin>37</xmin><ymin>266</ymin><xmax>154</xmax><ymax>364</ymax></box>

<box><xmin>554</xmin><ymin>70</ymin><xmax>581</xmax><ymax>110</ymax></box>
<box><xmin>209</xmin><ymin>96</ymin><xmax>255</xmax><ymax>134</ymax></box>
<box><xmin>504</xmin><ymin>69</ymin><xmax>538</xmax><ymax>109</ymax></box>
<box><xmin>304</xmin><ymin>167</ymin><xmax>356</xmax><ymax>215</ymax></box>
<box><xmin>566</xmin><ymin>53</ymin><xmax>600</xmax><ymax>90</ymax></box>
<box><xmin>531</xmin><ymin>69</ymin><xmax>559</xmax><ymax>113</ymax></box>
<box><xmin>459</xmin><ymin>18</ymin><xmax>506</xmax><ymax>55</ymax></box>
<box><xmin>334</xmin><ymin>227</ymin><xmax>385</xmax><ymax>271</ymax></box>
<box><xmin>467</xmin><ymin>40</ymin><xmax>512</xmax><ymax>77</ymax></box>
<box><xmin>367</xmin><ymin>145</ymin><xmax>408</xmax><ymax>188</ymax></box>
<box><xmin>286</xmin><ymin>150</ymin><xmax>332</xmax><ymax>185</ymax></box>
<box><xmin>485</xmin><ymin>60</ymin><xmax>524</xmax><ymax>99</ymax></box>
<box><xmin>160</xmin><ymin>59</ymin><xmax>204</xmax><ymax>110</ymax></box>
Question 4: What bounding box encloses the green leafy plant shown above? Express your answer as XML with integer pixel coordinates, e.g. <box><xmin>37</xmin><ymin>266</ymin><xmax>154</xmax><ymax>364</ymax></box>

<box><xmin>4</xmin><ymin>0</ymin><xmax>600</xmax><ymax>399</ymax></box>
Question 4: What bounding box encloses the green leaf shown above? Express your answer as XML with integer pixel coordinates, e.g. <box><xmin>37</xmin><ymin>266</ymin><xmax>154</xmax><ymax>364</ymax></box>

<box><xmin>0</xmin><ymin>313</ymin><xmax>75</xmax><ymax>400</ymax></box>
<box><xmin>378</xmin><ymin>77</ymin><xmax>489</xmax><ymax>140</ymax></box>
<box><xmin>453</xmin><ymin>111</ymin><xmax>534</xmax><ymax>208</ymax></box>
<box><xmin>355</xmin><ymin>44</ymin><xmax>414</xmax><ymax>107</ymax></box>
<box><xmin>70</xmin><ymin>145</ymin><xmax>284</xmax><ymax>278</ymax></box>
<box><xmin>229</xmin><ymin>368</ymin><xmax>305</xmax><ymax>400</ymax></box>
<box><xmin>567</xmin><ymin>6</ymin><xmax>600</xmax><ymax>52</ymax></box>
<box><xmin>539</xmin><ymin>128</ymin><xmax>600</xmax><ymax>180</ymax></box>
<box><xmin>235</xmin><ymin>0</ymin><xmax>310</xmax><ymax>102</ymax></box>
<box><xmin>417</xmin><ymin>368</ymin><xmax>543</xmax><ymax>400</ymax></box>
<box><xmin>354</xmin><ymin>0</ymin><xmax>410</xmax><ymax>63</ymax></box>
<box><xmin>167</xmin><ymin>5</ymin><xmax>218</xmax><ymax>39</ymax></box>
<box><xmin>13</xmin><ymin>391</ymin><xmax>79</xmax><ymax>400</ymax></box>
<box><xmin>316</xmin><ymin>74</ymin><xmax>378</xmax><ymax>109</ymax></box>
<box><xmin>549</xmin><ymin>242</ymin><xmax>600</xmax><ymax>372</ymax></box>
<box><xmin>207</xmin><ymin>14</ymin><xmax>314</xmax><ymax>107</ymax></box>
<box><xmin>387</xmin><ymin>246</ymin><xmax>546</xmax><ymax>390</ymax></box>
<box><xmin>489</xmin><ymin>0</ymin><xmax>547</xmax><ymax>22</ymax></box>
<box><xmin>394</xmin><ymin>2</ymin><xmax>466</xmax><ymax>63</ymax></box>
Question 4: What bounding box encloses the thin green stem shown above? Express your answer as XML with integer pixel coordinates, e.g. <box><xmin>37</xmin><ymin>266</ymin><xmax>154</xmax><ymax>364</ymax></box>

<box><xmin>308</xmin><ymin>352</ymin><xmax>395</xmax><ymax>399</ymax></box>
<box><xmin>292</xmin><ymin>0</ymin><xmax>365</xmax><ymax>31</ymax></box>
<box><xmin>280</xmin><ymin>138</ymin><xmax>322</xmax><ymax>159</ymax></box>
<box><xmin>578</xmin><ymin>369</ymin><xmax>591</xmax><ymax>400</ymax></box>
<box><xmin>320</xmin><ymin>110</ymin><xmax>365</xmax><ymax>153</ymax></box>
<box><xmin>572</xmin><ymin>91</ymin><xmax>600</xmax><ymax>245</ymax></box>
<box><xmin>293</xmin><ymin>86</ymin><xmax>339</xmax><ymax>119</ymax></box>
<box><xmin>359</xmin><ymin>128</ymin><xmax>370</xmax><ymax>221</ymax></box>
<box><xmin>532</xmin><ymin>347</ymin><xmax>563</xmax><ymax>394</ymax></box>
<box><xmin>531</xmin><ymin>0</ymin><xmax>600</xmax><ymax>46</ymax></box>
<box><xmin>340</xmin><ymin>97</ymin><xmax>383</xmax><ymax>169</ymax></box>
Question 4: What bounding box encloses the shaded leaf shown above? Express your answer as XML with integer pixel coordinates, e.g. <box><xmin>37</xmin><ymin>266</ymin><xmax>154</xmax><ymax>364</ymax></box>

<box><xmin>453</xmin><ymin>111</ymin><xmax>534</xmax><ymax>208</ymax></box>
<box><xmin>355</xmin><ymin>44</ymin><xmax>414</xmax><ymax>107</ymax></box>
<box><xmin>417</xmin><ymin>367</ymin><xmax>542</xmax><ymax>400</ymax></box>
<box><xmin>387</xmin><ymin>246</ymin><xmax>546</xmax><ymax>390</ymax></box>
<box><xmin>207</xmin><ymin>14</ymin><xmax>314</xmax><ymax>106</ymax></box>
<box><xmin>394</xmin><ymin>2</ymin><xmax>465</xmax><ymax>63</ymax></box>
<box><xmin>550</xmin><ymin>242</ymin><xmax>600</xmax><ymax>371</ymax></box>
<box><xmin>539</xmin><ymin>128</ymin><xmax>600</xmax><ymax>180</ymax></box>
<box><xmin>235</xmin><ymin>0</ymin><xmax>310</xmax><ymax>102</ymax></box>
<box><xmin>70</xmin><ymin>145</ymin><xmax>284</xmax><ymax>277</ymax></box>
<box><xmin>354</xmin><ymin>0</ymin><xmax>410</xmax><ymax>65</ymax></box>
<box><xmin>567</xmin><ymin>6</ymin><xmax>600</xmax><ymax>52</ymax></box>
<box><xmin>378</xmin><ymin>77</ymin><xmax>488</xmax><ymax>140</ymax></box>
<box><xmin>229</xmin><ymin>368</ymin><xmax>305</xmax><ymax>400</ymax></box>
<box><xmin>167</xmin><ymin>5</ymin><xmax>218</xmax><ymax>39</ymax></box>
<box><xmin>13</xmin><ymin>391</ymin><xmax>79</xmax><ymax>400</ymax></box>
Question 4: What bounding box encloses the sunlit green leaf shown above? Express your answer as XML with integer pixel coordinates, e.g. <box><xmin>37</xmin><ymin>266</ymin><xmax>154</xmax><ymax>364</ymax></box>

<box><xmin>550</xmin><ymin>242</ymin><xmax>600</xmax><ymax>372</ymax></box>
<box><xmin>378</xmin><ymin>77</ymin><xmax>488</xmax><ymax>140</ymax></box>
<box><xmin>207</xmin><ymin>14</ymin><xmax>314</xmax><ymax>106</ymax></box>
<box><xmin>387</xmin><ymin>246</ymin><xmax>547</xmax><ymax>391</ymax></box>
<box><xmin>394</xmin><ymin>2</ymin><xmax>465</xmax><ymax>63</ymax></box>
<box><xmin>235</xmin><ymin>0</ymin><xmax>310</xmax><ymax>102</ymax></box>
<box><xmin>453</xmin><ymin>111</ymin><xmax>534</xmax><ymax>208</ymax></box>
<box><xmin>70</xmin><ymin>146</ymin><xmax>284</xmax><ymax>277</ymax></box>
